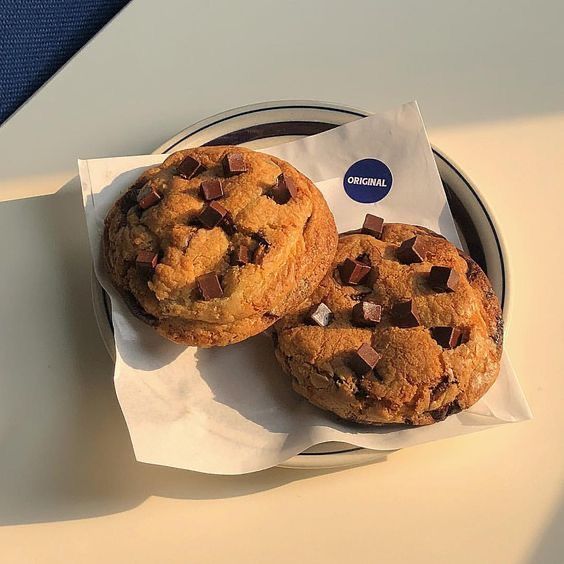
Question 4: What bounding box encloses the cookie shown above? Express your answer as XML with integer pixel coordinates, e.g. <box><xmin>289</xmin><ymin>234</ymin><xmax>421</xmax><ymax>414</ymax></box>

<box><xmin>103</xmin><ymin>146</ymin><xmax>338</xmax><ymax>347</ymax></box>
<box><xmin>273</xmin><ymin>219</ymin><xmax>503</xmax><ymax>425</ymax></box>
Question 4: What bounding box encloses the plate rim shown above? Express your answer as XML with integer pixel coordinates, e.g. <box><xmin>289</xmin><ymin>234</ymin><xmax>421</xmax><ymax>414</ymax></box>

<box><xmin>153</xmin><ymin>99</ymin><xmax>369</xmax><ymax>155</ymax></box>
<box><xmin>93</xmin><ymin>99</ymin><xmax>510</xmax><ymax>470</ymax></box>
<box><xmin>432</xmin><ymin>147</ymin><xmax>510</xmax><ymax>321</ymax></box>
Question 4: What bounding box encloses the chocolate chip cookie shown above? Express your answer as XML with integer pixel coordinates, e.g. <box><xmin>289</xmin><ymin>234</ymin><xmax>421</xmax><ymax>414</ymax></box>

<box><xmin>273</xmin><ymin>218</ymin><xmax>503</xmax><ymax>425</ymax></box>
<box><xmin>103</xmin><ymin>146</ymin><xmax>338</xmax><ymax>347</ymax></box>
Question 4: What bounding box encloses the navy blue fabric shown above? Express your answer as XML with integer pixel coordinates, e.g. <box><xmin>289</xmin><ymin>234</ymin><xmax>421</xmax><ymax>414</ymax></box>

<box><xmin>0</xmin><ymin>0</ymin><xmax>130</xmax><ymax>124</ymax></box>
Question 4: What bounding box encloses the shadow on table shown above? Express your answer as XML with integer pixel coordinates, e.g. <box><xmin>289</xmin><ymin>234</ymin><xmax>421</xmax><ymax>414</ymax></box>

<box><xmin>0</xmin><ymin>180</ymin><xmax>385</xmax><ymax>527</ymax></box>
<box><xmin>527</xmin><ymin>490</ymin><xmax>564</xmax><ymax>564</ymax></box>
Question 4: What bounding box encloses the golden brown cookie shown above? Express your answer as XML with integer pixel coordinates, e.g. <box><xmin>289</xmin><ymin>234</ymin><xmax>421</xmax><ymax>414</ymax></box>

<box><xmin>103</xmin><ymin>146</ymin><xmax>338</xmax><ymax>347</ymax></box>
<box><xmin>273</xmin><ymin>220</ymin><xmax>503</xmax><ymax>425</ymax></box>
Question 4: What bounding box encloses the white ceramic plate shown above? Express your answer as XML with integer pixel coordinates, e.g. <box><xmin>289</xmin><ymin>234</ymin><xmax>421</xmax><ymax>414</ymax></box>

<box><xmin>91</xmin><ymin>100</ymin><xmax>509</xmax><ymax>470</ymax></box>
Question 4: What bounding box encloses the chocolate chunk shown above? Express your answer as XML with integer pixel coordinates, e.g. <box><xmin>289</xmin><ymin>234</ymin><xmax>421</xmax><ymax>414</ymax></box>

<box><xmin>430</xmin><ymin>326</ymin><xmax>463</xmax><ymax>349</ymax></box>
<box><xmin>200</xmin><ymin>179</ymin><xmax>224</xmax><ymax>201</ymax></box>
<box><xmin>448</xmin><ymin>400</ymin><xmax>462</xmax><ymax>415</ymax></box>
<box><xmin>230</xmin><ymin>245</ymin><xmax>250</xmax><ymax>266</ymax></box>
<box><xmin>361</xmin><ymin>214</ymin><xmax>384</xmax><ymax>239</ymax></box>
<box><xmin>198</xmin><ymin>201</ymin><xmax>228</xmax><ymax>228</ymax></box>
<box><xmin>120</xmin><ymin>189</ymin><xmax>139</xmax><ymax>213</ymax></box>
<box><xmin>136</xmin><ymin>250</ymin><xmax>158</xmax><ymax>271</ymax></box>
<box><xmin>431</xmin><ymin>376</ymin><xmax>453</xmax><ymax>401</ymax></box>
<box><xmin>220</xmin><ymin>212</ymin><xmax>237</xmax><ymax>235</ymax></box>
<box><xmin>366</xmin><ymin>265</ymin><xmax>379</xmax><ymax>286</ymax></box>
<box><xmin>307</xmin><ymin>303</ymin><xmax>334</xmax><ymax>327</ymax></box>
<box><xmin>249</xmin><ymin>234</ymin><xmax>269</xmax><ymax>264</ymax></box>
<box><xmin>123</xmin><ymin>291</ymin><xmax>158</xmax><ymax>326</ymax></box>
<box><xmin>130</xmin><ymin>205</ymin><xmax>143</xmax><ymax>219</ymax></box>
<box><xmin>338</xmin><ymin>258</ymin><xmax>371</xmax><ymax>285</ymax></box>
<box><xmin>270</xmin><ymin>173</ymin><xmax>298</xmax><ymax>204</ymax></box>
<box><xmin>429</xmin><ymin>406</ymin><xmax>449</xmax><ymax>422</ymax></box>
<box><xmin>354</xmin><ymin>387</ymin><xmax>370</xmax><ymax>401</ymax></box>
<box><xmin>252</xmin><ymin>243</ymin><xmax>268</xmax><ymax>265</ymax></box>
<box><xmin>396</xmin><ymin>236</ymin><xmax>427</xmax><ymax>264</ymax></box>
<box><xmin>372</xmin><ymin>369</ymin><xmax>385</xmax><ymax>383</ymax></box>
<box><xmin>391</xmin><ymin>299</ymin><xmax>420</xmax><ymax>328</ymax></box>
<box><xmin>349</xmin><ymin>343</ymin><xmax>381</xmax><ymax>376</ymax></box>
<box><xmin>222</xmin><ymin>153</ymin><xmax>247</xmax><ymax>176</ymax></box>
<box><xmin>177</xmin><ymin>155</ymin><xmax>205</xmax><ymax>179</ymax></box>
<box><xmin>431</xmin><ymin>381</ymin><xmax>449</xmax><ymax>400</ymax></box>
<box><xmin>251</xmin><ymin>232</ymin><xmax>269</xmax><ymax>246</ymax></box>
<box><xmin>430</xmin><ymin>400</ymin><xmax>462</xmax><ymax>422</ymax></box>
<box><xmin>137</xmin><ymin>183</ymin><xmax>162</xmax><ymax>209</ymax></box>
<box><xmin>352</xmin><ymin>302</ymin><xmax>382</xmax><ymax>327</ymax></box>
<box><xmin>428</xmin><ymin>266</ymin><xmax>460</xmax><ymax>292</ymax></box>
<box><xmin>197</xmin><ymin>273</ymin><xmax>223</xmax><ymax>300</ymax></box>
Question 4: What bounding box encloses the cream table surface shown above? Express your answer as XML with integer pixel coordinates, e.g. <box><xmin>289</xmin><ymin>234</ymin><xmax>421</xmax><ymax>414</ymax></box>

<box><xmin>0</xmin><ymin>1</ymin><xmax>562</xmax><ymax>563</ymax></box>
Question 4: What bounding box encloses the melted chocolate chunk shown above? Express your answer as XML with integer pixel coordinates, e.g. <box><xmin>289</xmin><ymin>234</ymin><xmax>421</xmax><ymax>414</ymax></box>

<box><xmin>431</xmin><ymin>376</ymin><xmax>452</xmax><ymax>401</ymax></box>
<box><xmin>350</xmin><ymin>286</ymin><xmax>373</xmax><ymax>301</ymax></box>
<box><xmin>123</xmin><ymin>292</ymin><xmax>158</xmax><ymax>326</ymax></box>
<box><xmin>429</xmin><ymin>400</ymin><xmax>462</xmax><ymax>422</ymax></box>
<box><xmin>253</xmin><ymin>243</ymin><xmax>269</xmax><ymax>265</ymax></box>
<box><xmin>120</xmin><ymin>189</ymin><xmax>139</xmax><ymax>213</ymax></box>
<box><xmin>251</xmin><ymin>232</ymin><xmax>269</xmax><ymax>246</ymax></box>
<box><xmin>354</xmin><ymin>386</ymin><xmax>370</xmax><ymax>401</ymax></box>
<box><xmin>220</xmin><ymin>212</ymin><xmax>237</xmax><ymax>235</ymax></box>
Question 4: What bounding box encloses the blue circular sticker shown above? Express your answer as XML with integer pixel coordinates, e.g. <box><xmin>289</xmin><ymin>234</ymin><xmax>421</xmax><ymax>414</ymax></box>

<box><xmin>343</xmin><ymin>158</ymin><xmax>393</xmax><ymax>203</ymax></box>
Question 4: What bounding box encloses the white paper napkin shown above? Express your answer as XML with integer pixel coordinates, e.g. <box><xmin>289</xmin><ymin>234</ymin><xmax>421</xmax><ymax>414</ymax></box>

<box><xmin>79</xmin><ymin>102</ymin><xmax>531</xmax><ymax>475</ymax></box>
